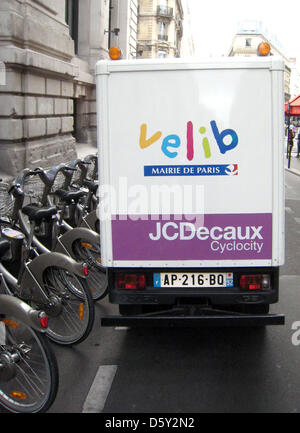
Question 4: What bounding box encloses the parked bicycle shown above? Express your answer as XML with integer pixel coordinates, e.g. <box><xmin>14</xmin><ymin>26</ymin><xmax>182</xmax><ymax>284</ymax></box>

<box><xmin>15</xmin><ymin>165</ymin><xmax>107</xmax><ymax>302</ymax></box>
<box><xmin>61</xmin><ymin>155</ymin><xmax>99</xmax><ymax>233</ymax></box>
<box><xmin>0</xmin><ymin>179</ymin><xmax>95</xmax><ymax>346</ymax></box>
<box><xmin>0</xmin><ymin>292</ymin><xmax>58</xmax><ymax>412</ymax></box>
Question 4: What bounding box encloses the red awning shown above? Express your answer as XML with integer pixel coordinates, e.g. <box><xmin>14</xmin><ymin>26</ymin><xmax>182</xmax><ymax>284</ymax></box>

<box><xmin>285</xmin><ymin>95</ymin><xmax>300</xmax><ymax>116</ymax></box>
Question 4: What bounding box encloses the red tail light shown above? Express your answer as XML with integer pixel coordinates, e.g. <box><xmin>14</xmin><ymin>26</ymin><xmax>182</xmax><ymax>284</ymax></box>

<box><xmin>240</xmin><ymin>274</ymin><xmax>269</xmax><ymax>290</ymax></box>
<box><xmin>240</xmin><ymin>274</ymin><xmax>262</xmax><ymax>290</ymax></box>
<box><xmin>116</xmin><ymin>273</ymin><xmax>146</xmax><ymax>290</ymax></box>
<box><xmin>38</xmin><ymin>312</ymin><xmax>48</xmax><ymax>329</ymax></box>
<box><xmin>83</xmin><ymin>264</ymin><xmax>89</xmax><ymax>276</ymax></box>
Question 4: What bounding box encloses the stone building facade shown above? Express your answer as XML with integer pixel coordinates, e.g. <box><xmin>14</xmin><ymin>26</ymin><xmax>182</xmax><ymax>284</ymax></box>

<box><xmin>0</xmin><ymin>0</ymin><xmax>137</xmax><ymax>179</ymax></box>
<box><xmin>137</xmin><ymin>0</ymin><xmax>183</xmax><ymax>59</ymax></box>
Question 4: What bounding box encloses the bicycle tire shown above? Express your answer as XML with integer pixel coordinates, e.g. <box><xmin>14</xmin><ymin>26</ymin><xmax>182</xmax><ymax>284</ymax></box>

<box><xmin>72</xmin><ymin>239</ymin><xmax>108</xmax><ymax>301</ymax></box>
<box><xmin>0</xmin><ymin>316</ymin><xmax>58</xmax><ymax>413</ymax></box>
<box><xmin>42</xmin><ymin>266</ymin><xmax>94</xmax><ymax>345</ymax></box>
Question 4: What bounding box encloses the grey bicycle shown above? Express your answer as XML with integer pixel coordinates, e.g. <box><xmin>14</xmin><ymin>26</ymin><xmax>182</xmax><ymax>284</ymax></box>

<box><xmin>0</xmin><ymin>293</ymin><xmax>58</xmax><ymax>412</ymax></box>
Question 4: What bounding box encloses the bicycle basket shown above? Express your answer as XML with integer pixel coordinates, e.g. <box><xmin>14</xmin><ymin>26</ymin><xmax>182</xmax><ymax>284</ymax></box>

<box><xmin>22</xmin><ymin>176</ymin><xmax>46</xmax><ymax>204</ymax></box>
<box><xmin>68</xmin><ymin>165</ymin><xmax>82</xmax><ymax>190</ymax></box>
<box><xmin>51</xmin><ymin>170</ymin><xmax>68</xmax><ymax>193</ymax></box>
<box><xmin>86</xmin><ymin>156</ymin><xmax>98</xmax><ymax>181</ymax></box>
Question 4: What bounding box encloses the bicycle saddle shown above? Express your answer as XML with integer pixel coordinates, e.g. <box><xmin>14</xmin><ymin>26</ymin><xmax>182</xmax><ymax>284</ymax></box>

<box><xmin>22</xmin><ymin>204</ymin><xmax>57</xmax><ymax>222</ymax></box>
<box><xmin>54</xmin><ymin>189</ymin><xmax>86</xmax><ymax>204</ymax></box>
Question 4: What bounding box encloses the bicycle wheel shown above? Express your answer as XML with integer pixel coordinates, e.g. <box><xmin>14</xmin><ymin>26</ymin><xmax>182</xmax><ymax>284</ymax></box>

<box><xmin>72</xmin><ymin>239</ymin><xmax>108</xmax><ymax>301</ymax></box>
<box><xmin>0</xmin><ymin>316</ymin><xmax>58</xmax><ymax>413</ymax></box>
<box><xmin>42</xmin><ymin>266</ymin><xmax>94</xmax><ymax>345</ymax></box>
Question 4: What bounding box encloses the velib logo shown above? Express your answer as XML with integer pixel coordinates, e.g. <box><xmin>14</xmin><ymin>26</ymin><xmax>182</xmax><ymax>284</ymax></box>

<box><xmin>140</xmin><ymin>120</ymin><xmax>239</xmax><ymax>177</ymax></box>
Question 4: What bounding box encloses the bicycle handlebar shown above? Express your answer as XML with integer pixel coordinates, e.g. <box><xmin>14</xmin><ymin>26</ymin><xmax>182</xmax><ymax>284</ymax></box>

<box><xmin>63</xmin><ymin>167</ymin><xmax>77</xmax><ymax>171</ymax></box>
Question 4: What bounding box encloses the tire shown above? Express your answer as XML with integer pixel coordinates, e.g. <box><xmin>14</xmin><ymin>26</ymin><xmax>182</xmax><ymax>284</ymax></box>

<box><xmin>0</xmin><ymin>316</ymin><xmax>58</xmax><ymax>413</ymax></box>
<box><xmin>72</xmin><ymin>239</ymin><xmax>108</xmax><ymax>302</ymax></box>
<box><xmin>42</xmin><ymin>266</ymin><xmax>94</xmax><ymax>345</ymax></box>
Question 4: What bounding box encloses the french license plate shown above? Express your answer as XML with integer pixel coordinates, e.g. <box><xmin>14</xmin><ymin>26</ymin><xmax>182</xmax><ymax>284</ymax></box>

<box><xmin>153</xmin><ymin>272</ymin><xmax>234</xmax><ymax>288</ymax></box>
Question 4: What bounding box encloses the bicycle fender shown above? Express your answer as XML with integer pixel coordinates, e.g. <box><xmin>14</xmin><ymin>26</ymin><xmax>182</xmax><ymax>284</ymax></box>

<box><xmin>0</xmin><ymin>294</ymin><xmax>45</xmax><ymax>332</ymax></box>
<box><xmin>55</xmin><ymin>227</ymin><xmax>99</xmax><ymax>256</ymax></box>
<box><xmin>21</xmin><ymin>252</ymin><xmax>86</xmax><ymax>292</ymax></box>
<box><xmin>83</xmin><ymin>210</ymin><xmax>98</xmax><ymax>232</ymax></box>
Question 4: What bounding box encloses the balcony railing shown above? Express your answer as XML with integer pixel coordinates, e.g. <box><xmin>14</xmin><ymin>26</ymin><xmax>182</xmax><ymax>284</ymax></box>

<box><xmin>157</xmin><ymin>6</ymin><xmax>173</xmax><ymax>18</ymax></box>
<box><xmin>158</xmin><ymin>34</ymin><xmax>168</xmax><ymax>41</ymax></box>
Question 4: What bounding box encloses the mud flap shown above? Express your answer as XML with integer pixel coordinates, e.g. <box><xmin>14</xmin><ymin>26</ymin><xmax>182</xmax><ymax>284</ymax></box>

<box><xmin>82</xmin><ymin>210</ymin><xmax>98</xmax><ymax>232</ymax></box>
<box><xmin>20</xmin><ymin>251</ymin><xmax>86</xmax><ymax>296</ymax></box>
<box><xmin>54</xmin><ymin>227</ymin><xmax>99</xmax><ymax>257</ymax></box>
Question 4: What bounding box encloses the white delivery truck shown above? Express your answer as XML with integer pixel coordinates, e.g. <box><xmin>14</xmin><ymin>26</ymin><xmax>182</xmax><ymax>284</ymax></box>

<box><xmin>96</xmin><ymin>55</ymin><xmax>285</xmax><ymax>327</ymax></box>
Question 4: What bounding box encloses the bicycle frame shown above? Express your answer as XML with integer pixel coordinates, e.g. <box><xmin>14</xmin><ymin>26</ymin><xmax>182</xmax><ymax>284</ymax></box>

<box><xmin>49</xmin><ymin>158</ymin><xmax>99</xmax><ymax>232</ymax></box>
<box><xmin>0</xmin><ymin>294</ymin><xmax>46</xmax><ymax>332</ymax></box>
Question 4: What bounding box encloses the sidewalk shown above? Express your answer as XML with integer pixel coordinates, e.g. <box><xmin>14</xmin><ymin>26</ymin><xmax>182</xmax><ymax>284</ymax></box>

<box><xmin>285</xmin><ymin>151</ymin><xmax>300</xmax><ymax>177</ymax></box>
<box><xmin>76</xmin><ymin>142</ymin><xmax>98</xmax><ymax>159</ymax></box>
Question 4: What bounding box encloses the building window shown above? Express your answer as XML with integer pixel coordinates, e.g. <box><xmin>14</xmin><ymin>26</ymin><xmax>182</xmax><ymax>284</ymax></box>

<box><xmin>159</xmin><ymin>0</ymin><xmax>168</xmax><ymax>14</ymax></box>
<box><xmin>65</xmin><ymin>0</ymin><xmax>79</xmax><ymax>54</ymax></box>
<box><xmin>158</xmin><ymin>21</ymin><xmax>168</xmax><ymax>41</ymax></box>
<box><xmin>157</xmin><ymin>0</ymin><xmax>173</xmax><ymax>18</ymax></box>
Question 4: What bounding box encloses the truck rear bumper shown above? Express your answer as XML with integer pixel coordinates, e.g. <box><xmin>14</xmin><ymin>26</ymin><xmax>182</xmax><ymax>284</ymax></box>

<box><xmin>108</xmin><ymin>266</ymin><xmax>280</xmax><ymax>306</ymax></box>
<box><xmin>101</xmin><ymin>307</ymin><xmax>285</xmax><ymax>327</ymax></box>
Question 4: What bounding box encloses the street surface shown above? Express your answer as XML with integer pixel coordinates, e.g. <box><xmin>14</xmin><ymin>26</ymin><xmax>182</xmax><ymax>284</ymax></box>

<box><xmin>46</xmin><ymin>163</ymin><xmax>300</xmax><ymax>414</ymax></box>
<box><xmin>1</xmin><ymin>157</ymin><xmax>299</xmax><ymax>415</ymax></box>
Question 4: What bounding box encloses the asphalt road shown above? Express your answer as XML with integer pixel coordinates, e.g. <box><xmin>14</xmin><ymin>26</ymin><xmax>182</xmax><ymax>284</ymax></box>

<box><xmin>1</xmin><ymin>169</ymin><xmax>299</xmax><ymax>415</ymax></box>
<box><xmin>44</xmin><ymin>169</ymin><xmax>300</xmax><ymax>414</ymax></box>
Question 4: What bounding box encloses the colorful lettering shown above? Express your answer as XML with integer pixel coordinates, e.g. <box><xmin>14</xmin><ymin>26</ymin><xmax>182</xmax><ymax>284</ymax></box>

<box><xmin>199</xmin><ymin>126</ymin><xmax>211</xmax><ymax>159</ymax></box>
<box><xmin>139</xmin><ymin>123</ymin><xmax>162</xmax><ymax>149</ymax></box>
<box><xmin>161</xmin><ymin>135</ymin><xmax>181</xmax><ymax>158</ymax></box>
<box><xmin>139</xmin><ymin>120</ymin><xmax>239</xmax><ymax>159</ymax></box>
<box><xmin>187</xmin><ymin>121</ymin><xmax>194</xmax><ymax>161</ymax></box>
<box><xmin>210</xmin><ymin>120</ymin><xmax>238</xmax><ymax>154</ymax></box>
